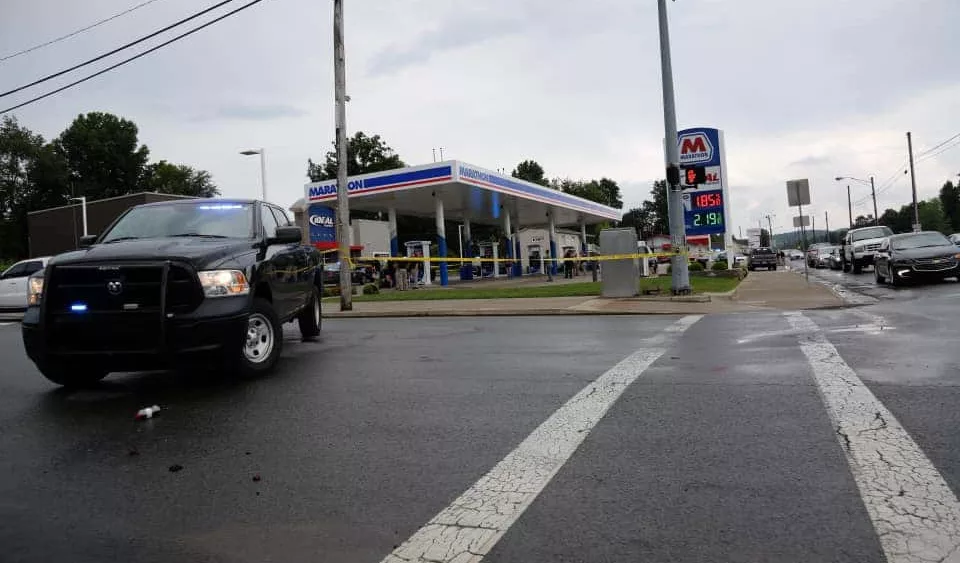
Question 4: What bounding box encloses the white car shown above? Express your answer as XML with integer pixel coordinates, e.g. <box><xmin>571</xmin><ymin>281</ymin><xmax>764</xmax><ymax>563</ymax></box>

<box><xmin>0</xmin><ymin>257</ymin><xmax>51</xmax><ymax>313</ymax></box>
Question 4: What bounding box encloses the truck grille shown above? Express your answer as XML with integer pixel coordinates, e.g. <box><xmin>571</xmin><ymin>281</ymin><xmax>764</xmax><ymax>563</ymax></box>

<box><xmin>44</xmin><ymin>262</ymin><xmax>202</xmax><ymax>353</ymax></box>
<box><xmin>863</xmin><ymin>243</ymin><xmax>882</xmax><ymax>252</ymax></box>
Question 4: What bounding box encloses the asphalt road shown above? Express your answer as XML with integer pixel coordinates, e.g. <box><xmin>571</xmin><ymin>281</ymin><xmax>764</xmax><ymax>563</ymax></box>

<box><xmin>2</xmin><ymin>280</ymin><xmax>960</xmax><ymax>562</ymax></box>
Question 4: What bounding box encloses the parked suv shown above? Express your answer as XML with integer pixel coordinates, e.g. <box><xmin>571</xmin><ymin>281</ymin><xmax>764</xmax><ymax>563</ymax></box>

<box><xmin>842</xmin><ymin>225</ymin><xmax>894</xmax><ymax>274</ymax></box>
<box><xmin>21</xmin><ymin>199</ymin><xmax>323</xmax><ymax>388</ymax></box>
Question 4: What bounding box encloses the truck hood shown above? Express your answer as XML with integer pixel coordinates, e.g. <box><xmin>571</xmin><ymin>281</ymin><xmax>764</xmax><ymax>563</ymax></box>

<box><xmin>50</xmin><ymin>238</ymin><xmax>260</xmax><ymax>270</ymax></box>
<box><xmin>851</xmin><ymin>237</ymin><xmax>887</xmax><ymax>247</ymax></box>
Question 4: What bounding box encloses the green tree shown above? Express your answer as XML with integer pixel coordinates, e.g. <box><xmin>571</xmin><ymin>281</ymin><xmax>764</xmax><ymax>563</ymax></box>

<box><xmin>938</xmin><ymin>180</ymin><xmax>960</xmax><ymax>232</ymax></box>
<box><xmin>140</xmin><ymin>161</ymin><xmax>219</xmax><ymax>198</ymax></box>
<box><xmin>0</xmin><ymin>116</ymin><xmax>70</xmax><ymax>260</ymax></box>
<box><xmin>555</xmin><ymin>177</ymin><xmax>623</xmax><ymax>209</ymax></box>
<box><xmin>620</xmin><ymin>206</ymin><xmax>651</xmax><ymax>238</ymax></box>
<box><xmin>511</xmin><ymin>160</ymin><xmax>549</xmax><ymax>187</ymax></box>
<box><xmin>879</xmin><ymin>208</ymin><xmax>900</xmax><ymax>231</ymax></box>
<box><xmin>642</xmin><ymin>180</ymin><xmax>669</xmax><ymax>235</ymax></box>
<box><xmin>54</xmin><ymin>112</ymin><xmax>149</xmax><ymax>200</ymax></box>
<box><xmin>917</xmin><ymin>198</ymin><xmax>948</xmax><ymax>233</ymax></box>
<box><xmin>307</xmin><ymin>131</ymin><xmax>405</xmax><ymax>182</ymax></box>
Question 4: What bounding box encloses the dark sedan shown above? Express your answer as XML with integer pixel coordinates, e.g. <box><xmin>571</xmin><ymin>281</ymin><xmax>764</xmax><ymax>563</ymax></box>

<box><xmin>874</xmin><ymin>231</ymin><xmax>960</xmax><ymax>286</ymax></box>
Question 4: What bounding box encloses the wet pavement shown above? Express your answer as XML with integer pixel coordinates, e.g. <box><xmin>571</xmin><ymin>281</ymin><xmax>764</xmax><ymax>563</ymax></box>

<box><xmin>2</xmin><ymin>274</ymin><xmax>960</xmax><ymax>562</ymax></box>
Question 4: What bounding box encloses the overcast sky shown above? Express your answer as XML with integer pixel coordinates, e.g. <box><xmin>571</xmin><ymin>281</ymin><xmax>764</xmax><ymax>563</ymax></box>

<box><xmin>2</xmin><ymin>0</ymin><xmax>959</xmax><ymax>236</ymax></box>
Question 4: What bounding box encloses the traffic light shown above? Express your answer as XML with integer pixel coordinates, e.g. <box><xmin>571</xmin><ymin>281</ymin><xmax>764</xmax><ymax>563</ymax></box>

<box><xmin>683</xmin><ymin>166</ymin><xmax>706</xmax><ymax>187</ymax></box>
<box><xmin>666</xmin><ymin>165</ymin><xmax>680</xmax><ymax>187</ymax></box>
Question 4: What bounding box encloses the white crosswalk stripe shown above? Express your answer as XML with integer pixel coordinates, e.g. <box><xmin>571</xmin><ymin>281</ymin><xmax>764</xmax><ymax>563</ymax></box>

<box><xmin>382</xmin><ymin>315</ymin><xmax>704</xmax><ymax>563</ymax></box>
<box><xmin>786</xmin><ymin>311</ymin><xmax>960</xmax><ymax>563</ymax></box>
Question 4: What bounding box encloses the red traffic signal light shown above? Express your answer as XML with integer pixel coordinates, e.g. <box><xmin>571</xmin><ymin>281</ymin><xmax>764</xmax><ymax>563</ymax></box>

<box><xmin>683</xmin><ymin>166</ymin><xmax>707</xmax><ymax>187</ymax></box>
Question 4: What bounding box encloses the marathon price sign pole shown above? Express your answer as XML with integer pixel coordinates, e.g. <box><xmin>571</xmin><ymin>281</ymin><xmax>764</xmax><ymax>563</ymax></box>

<box><xmin>676</xmin><ymin>127</ymin><xmax>733</xmax><ymax>267</ymax></box>
<box><xmin>786</xmin><ymin>178</ymin><xmax>811</xmax><ymax>281</ymax></box>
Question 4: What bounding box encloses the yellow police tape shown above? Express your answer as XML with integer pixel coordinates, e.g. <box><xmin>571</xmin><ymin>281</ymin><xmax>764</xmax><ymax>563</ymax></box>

<box><xmin>335</xmin><ymin>251</ymin><xmax>697</xmax><ymax>266</ymax></box>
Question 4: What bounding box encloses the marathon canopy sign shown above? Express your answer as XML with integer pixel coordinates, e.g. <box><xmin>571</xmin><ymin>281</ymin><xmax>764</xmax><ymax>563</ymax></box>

<box><xmin>306</xmin><ymin>165</ymin><xmax>453</xmax><ymax>202</ymax></box>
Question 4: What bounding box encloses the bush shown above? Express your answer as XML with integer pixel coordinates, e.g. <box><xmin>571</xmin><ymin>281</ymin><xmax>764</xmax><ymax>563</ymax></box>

<box><xmin>688</xmin><ymin>262</ymin><xmax>705</xmax><ymax>272</ymax></box>
<box><xmin>322</xmin><ymin>286</ymin><xmax>340</xmax><ymax>298</ymax></box>
<box><xmin>361</xmin><ymin>283</ymin><xmax>379</xmax><ymax>295</ymax></box>
<box><xmin>711</xmin><ymin>260</ymin><xmax>729</xmax><ymax>271</ymax></box>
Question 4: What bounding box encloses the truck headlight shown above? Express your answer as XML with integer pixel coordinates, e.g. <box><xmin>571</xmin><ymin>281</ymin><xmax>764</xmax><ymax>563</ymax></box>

<box><xmin>198</xmin><ymin>270</ymin><xmax>249</xmax><ymax>298</ymax></box>
<box><xmin>27</xmin><ymin>275</ymin><xmax>44</xmax><ymax>306</ymax></box>
<box><xmin>853</xmin><ymin>244</ymin><xmax>865</xmax><ymax>253</ymax></box>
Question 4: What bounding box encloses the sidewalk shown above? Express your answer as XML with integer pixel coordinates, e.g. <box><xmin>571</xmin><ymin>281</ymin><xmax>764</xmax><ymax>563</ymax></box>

<box><xmin>323</xmin><ymin>270</ymin><xmax>846</xmax><ymax>318</ymax></box>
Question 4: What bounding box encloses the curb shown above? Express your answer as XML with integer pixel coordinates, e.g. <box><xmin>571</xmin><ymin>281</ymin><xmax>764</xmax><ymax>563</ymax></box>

<box><xmin>322</xmin><ymin>309</ymin><xmax>697</xmax><ymax>318</ymax></box>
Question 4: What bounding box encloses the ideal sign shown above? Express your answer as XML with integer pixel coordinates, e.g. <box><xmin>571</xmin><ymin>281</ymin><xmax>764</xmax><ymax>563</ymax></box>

<box><xmin>308</xmin><ymin>205</ymin><xmax>337</xmax><ymax>247</ymax></box>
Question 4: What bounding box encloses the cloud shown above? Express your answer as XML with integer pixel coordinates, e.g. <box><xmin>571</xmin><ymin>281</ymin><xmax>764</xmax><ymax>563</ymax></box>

<box><xmin>212</xmin><ymin>104</ymin><xmax>307</xmax><ymax>121</ymax></box>
<box><xmin>788</xmin><ymin>155</ymin><xmax>834</xmax><ymax>169</ymax></box>
<box><xmin>366</xmin><ymin>14</ymin><xmax>526</xmax><ymax>76</ymax></box>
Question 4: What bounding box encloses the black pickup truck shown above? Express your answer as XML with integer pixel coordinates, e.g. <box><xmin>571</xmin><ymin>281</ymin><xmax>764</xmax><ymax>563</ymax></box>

<box><xmin>22</xmin><ymin>199</ymin><xmax>323</xmax><ymax>388</ymax></box>
<box><xmin>747</xmin><ymin>247</ymin><xmax>778</xmax><ymax>271</ymax></box>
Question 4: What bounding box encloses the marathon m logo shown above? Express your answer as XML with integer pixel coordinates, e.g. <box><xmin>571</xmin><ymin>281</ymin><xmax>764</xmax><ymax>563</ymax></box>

<box><xmin>678</xmin><ymin>132</ymin><xmax>714</xmax><ymax>165</ymax></box>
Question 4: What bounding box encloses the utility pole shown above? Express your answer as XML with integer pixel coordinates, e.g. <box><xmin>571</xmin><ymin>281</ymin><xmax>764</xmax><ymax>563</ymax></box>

<box><xmin>812</xmin><ymin>215</ymin><xmax>816</xmax><ymax>243</ymax></box>
<box><xmin>907</xmin><ymin>132</ymin><xmax>920</xmax><ymax>231</ymax></box>
<box><xmin>656</xmin><ymin>0</ymin><xmax>689</xmax><ymax>294</ymax></box>
<box><xmin>870</xmin><ymin>176</ymin><xmax>878</xmax><ymax>226</ymax></box>
<box><xmin>847</xmin><ymin>185</ymin><xmax>853</xmax><ymax>229</ymax></box>
<box><xmin>765</xmin><ymin>214</ymin><xmax>774</xmax><ymax>247</ymax></box>
<box><xmin>825</xmin><ymin>211</ymin><xmax>830</xmax><ymax>243</ymax></box>
<box><xmin>333</xmin><ymin>0</ymin><xmax>352</xmax><ymax>311</ymax></box>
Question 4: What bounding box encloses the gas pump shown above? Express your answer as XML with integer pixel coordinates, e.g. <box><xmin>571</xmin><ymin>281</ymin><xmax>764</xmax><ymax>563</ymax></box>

<box><xmin>637</xmin><ymin>242</ymin><xmax>651</xmax><ymax>277</ymax></box>
<box><xmin>527</xmin><ymin>244</ymin><xmax>542</xmax><ymax>274</ymax></box>
<box><xmin>478</xmin><ymin>242</ymin><xmax>499</xmax><ymax>278</ymax></box>
<box><xmin>405</xmin><ymin>240</ymin><xmax>432</xmax><ymax>285</ymax></box>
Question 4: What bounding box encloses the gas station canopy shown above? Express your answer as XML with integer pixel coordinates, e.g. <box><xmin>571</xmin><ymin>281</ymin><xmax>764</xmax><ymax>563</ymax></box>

<box><xmin>304</xmin><ymin>160</ymin><xmax>620</xmax><ymax>227</ymax></box>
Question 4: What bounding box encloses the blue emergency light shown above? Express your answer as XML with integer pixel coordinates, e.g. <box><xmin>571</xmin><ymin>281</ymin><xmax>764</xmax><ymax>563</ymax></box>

<box><xmin>70</xmin><ymin>303</ymin><xmax>88</xmax><ymax>312</ymax></box>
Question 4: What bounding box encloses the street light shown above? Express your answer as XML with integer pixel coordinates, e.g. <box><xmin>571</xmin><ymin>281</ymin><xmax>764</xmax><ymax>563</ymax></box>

<box><xmin>70</xmin><ymin>196</ymin><xmax>88</xmax><ymax>237</ymax></box>
<box><xmin>240</xmin><ymin>148</ymin><xmax>267</xmax><ymax>201</ymax></box>
<box><xmin>835</xmin><ymin>175</ymin><xmax>878</xmax><ymax>227</ymax></box>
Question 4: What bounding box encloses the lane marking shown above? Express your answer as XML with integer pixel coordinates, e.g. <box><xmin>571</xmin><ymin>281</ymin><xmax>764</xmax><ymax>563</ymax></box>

<box><xmin>785</xmin><ymin>312</ymin><xmax>960</xmax><ymax>563</ymax></box>
<box><xmin>381</xmin><ymin>315</ymin><xmax>703</xmax><ymax>563</ymax></box>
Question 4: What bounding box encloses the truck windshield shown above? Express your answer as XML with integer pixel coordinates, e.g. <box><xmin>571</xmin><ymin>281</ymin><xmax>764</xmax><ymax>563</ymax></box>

<box><xmin>851</xmin><ymin>227</ymin><xmax>893</xmax><ymax>241</ymax></box>
<box><xmin>100</xmin><ymin>203</ymin><xmax>254</xmax><ymax>243</ymax></box>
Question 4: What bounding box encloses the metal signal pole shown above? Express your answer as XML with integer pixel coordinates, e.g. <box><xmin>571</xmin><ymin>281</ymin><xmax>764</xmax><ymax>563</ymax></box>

<box><xmin>847</xmin><ymin>185</ymin><xmax>853</xmax><ymax>228</ymax></box>
<box><xmin>657</xmin><ymin>0</ymin><xmax>690</xmax><ymax>294</ymax></box>
<box><xmin>907</xmin><ymin>132</ymin><xmax>920</xmax><ymax>231</ymax></box>
<box><xmin>334</xmin><ymin>0</ymin><xmax>352</xmax><ymax>310</ymax></box>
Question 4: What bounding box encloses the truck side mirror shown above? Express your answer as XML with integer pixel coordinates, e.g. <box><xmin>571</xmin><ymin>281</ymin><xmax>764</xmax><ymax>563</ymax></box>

<box><xmin>79</xmin><ymin>235</ymin><xmax>97</xmax><ymax>248</ymax></box>
<box><xmin>268</xmin><ymin>226</ymin><xmax>302</xmax><ymax>245</ymax></box>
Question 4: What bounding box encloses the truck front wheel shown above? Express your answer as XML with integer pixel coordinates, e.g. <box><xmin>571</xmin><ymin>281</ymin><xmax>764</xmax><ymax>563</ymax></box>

<box><xmin>236</xmin><ymin>298</ymin><xmax>283</xmax><ymax>378</ymax></box>
<box><xmin>297</xmin><ymin>285</ymin><xmax>321</xmax><ymax>340</ymax></box>
<box><xmin>38</xmin><ymin>362</ymin><xmax>108</xmax><ymax>389</ymax></box>
<box><xmin>853</xmin><ymin>260</ymin><xmax>863</xmax><ymax>274</ymax></box>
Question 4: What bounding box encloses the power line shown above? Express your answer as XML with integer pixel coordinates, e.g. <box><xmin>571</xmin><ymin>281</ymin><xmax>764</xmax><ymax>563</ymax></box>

<box><xmin>917</xmin><ymin>137</ymin><xmax>960</xmax><ymax>164</ymax></box>
<box><xmin>0</xmin><ymin>0</ymin><xmax>166</xmax><ymax>63</ymax></box>
<box><xmin>0</xmin><ymin>0</ymin><xmax>268</xmax><ymax>115</ymax></box>
<box><xmin>0</xmin><ymin>0</ymin><xmax>239</xmax><ymax>99</ymax></box>
<box><xmin>916</xmin><ymin>132</ymin><xmax>960</xmax><ymax>159</ymax></box>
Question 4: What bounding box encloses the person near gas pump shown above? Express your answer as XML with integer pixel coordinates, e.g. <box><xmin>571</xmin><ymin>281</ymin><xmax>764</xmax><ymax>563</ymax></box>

<box><xmin>563</xmin><ymin>249</ymin><xmax>576</xmax><ymax>279</ymax></box>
